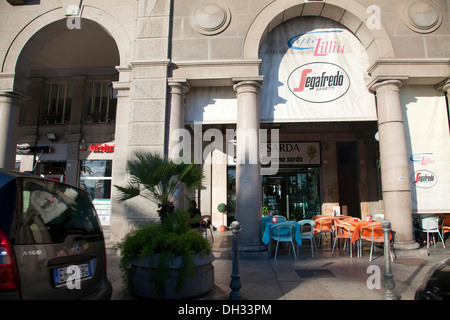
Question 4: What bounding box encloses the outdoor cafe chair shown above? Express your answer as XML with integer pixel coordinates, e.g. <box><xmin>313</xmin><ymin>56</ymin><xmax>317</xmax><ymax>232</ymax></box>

<box><xmin>416</xmin><ymin>216</ymin><xmax>445</xmax><ymax>248</ymax></box>
<box><xmin>270</xmin><ymin>222</ymin><xmax>297</xmax><ymax>260</ymax></box>
<box><xmin>200</xmin><ymin>215</ymin><xmax>214</xmax><ymax>242</ymax></box>
<box><xmin>313</xmin><ymin>216</ymin><xmax>334</xmax><ymax>246</ymax></box>
<box><xmin>297</xmin><ymin>219</ymin><xmax>318</xmax><ymax>257</ymax></box>
<box><xmin>443</xmin><ymin>216</ymin><xmax>450</xmax><ymax>241</ymax></box>
<box><xmin>360</xmin><ymin>222</ymin><xmax>394</xmax><ymax>262</ymax></box>
<box><xmin>332</xmin><ymin>220</ymin><xmax>356</xmax><ymax>258</ymax></box>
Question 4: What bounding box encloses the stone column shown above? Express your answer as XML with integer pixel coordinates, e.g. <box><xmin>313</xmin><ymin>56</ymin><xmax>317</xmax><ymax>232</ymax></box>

<box><xmin>65</xmin><ymin>133</ymin><xmax>82</xmax><ymax>186</ymax></box>
<box><xmin>109</xmin><ymin>68</ymin><xmax>131</xmax><ymax>245</ymax></box>
<box><xmin>233</xmin><ymin>79</ymin><xmax>266</xmax><ymax>257</ymax></box>
<box><xmin>372</xmin><ymin>80</ymin><xmax>418</xmax><ymax>250</ymax></box>
<box><xmin>0</xmin><ymin>92</ymin><xmax>22</xmax><ymax>169</ymax></box>
<box><xmin>168</xmin><ymin>79</ymin><xmax>189</xmax><ymax>158</ymax></box>
<box><xmin>443</xmin><ymin>80</ymin><xmax>450</xmax><ymax>111</ymax></box>
<box><xmin>168</xmin><ymin>79</ymin><xmax>190</xmax><ymax>209</ymax></box>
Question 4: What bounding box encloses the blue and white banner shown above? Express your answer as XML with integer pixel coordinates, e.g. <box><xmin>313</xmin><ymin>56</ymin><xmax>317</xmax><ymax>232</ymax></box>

<box><xmin>259</xmin><ymin>17</ymin><xmax>377</xmax><ymax>123</ymax></box>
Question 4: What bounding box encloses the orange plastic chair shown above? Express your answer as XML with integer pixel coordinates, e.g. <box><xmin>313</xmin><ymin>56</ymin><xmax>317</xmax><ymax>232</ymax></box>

<box><xmin>332</xmin><ymin>220</ymin><xmax>356</xmax><ymax>258</ymax></box>
<box><xmin>313</xmin><ymin>216</ymin><xmax>333</xmax><ymax>246</ymax></box>
<box><xmin>360</xmin><ymin>222</ymin><xmax>394</xmax><ymax>261</ymax></box>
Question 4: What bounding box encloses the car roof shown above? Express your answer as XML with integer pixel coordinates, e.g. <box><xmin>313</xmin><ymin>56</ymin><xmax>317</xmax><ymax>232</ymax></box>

<box><xmin>0</xmin><ymin>169</ymin><xmax>88</xmax><ymax>195</ymax></box>
<box><xmin>0</xmin><ymin>169</ymin><xmax>36</xmax><ymax>188</ymax></box>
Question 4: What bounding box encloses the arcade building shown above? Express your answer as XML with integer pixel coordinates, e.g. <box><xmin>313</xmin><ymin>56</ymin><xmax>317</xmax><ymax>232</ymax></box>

<box><xmin>1</xmin><ymin>0</ymin><xmax>449</xmax><ymax>255</ymax></box>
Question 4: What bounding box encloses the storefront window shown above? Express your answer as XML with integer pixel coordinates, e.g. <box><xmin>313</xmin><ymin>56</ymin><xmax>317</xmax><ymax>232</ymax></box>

<box><xmin>36</xmin><ymin>161</ymin><xmax>66</xmax><ymax>182</ymax></box>
<box><xmin>262</xmin><ymin>168</ymin><xmax>321</xmax><ymax>220</ymax></box>
<box><xmin>79</xmin><ymin>160</ymin><xmax>112</xmax><ymax>226</ymax></box>
<box><xmin>226</xmin><ymin>168</ymin><xmax>236</xmax><ymax>225</ymax></box>
<box><xmin>40</xmin><ymin>82</ymin><xmax>73</xmax><ymax>124</ymax></box>
<box><xmin>83</xmin><ymin>80</ymin><xmax>117</xmax><ymax>123</ymax></box>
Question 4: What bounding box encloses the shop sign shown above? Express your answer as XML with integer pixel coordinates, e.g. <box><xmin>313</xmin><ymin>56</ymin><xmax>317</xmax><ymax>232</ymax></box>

<box><xmin>411</xmin><ymin>170</ymin><xmax>438</xmax><ymax>189</ymax></box>
<box><xmin>262</xmin><ymin>142</ymin><xmax>320</xmax><ymax>165</ymax></box>
<box><xmin>287</xmin><ymin>62</ymin><xmax>350</xmax><ymax>103</ymax></box>
<box><xmin>88</xmin><ymin>144</ymin><xmax>115</xmax><ymax>153</ymax></box>
<box><xmin>410</xmin><ymin>153</ymin><xmax>435</xmax><ymax>165</ymax></box>
<box><xmin>288</xmin><ymin>30</ymin><xmax>345</xmax><ymax>56</ymax></box>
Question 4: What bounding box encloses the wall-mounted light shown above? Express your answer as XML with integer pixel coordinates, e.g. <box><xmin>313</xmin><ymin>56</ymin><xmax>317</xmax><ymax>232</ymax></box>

<box><xmin>46</xmin><ymin>133</ymin><xmax>56</xmax><ymax>141</ymax></box>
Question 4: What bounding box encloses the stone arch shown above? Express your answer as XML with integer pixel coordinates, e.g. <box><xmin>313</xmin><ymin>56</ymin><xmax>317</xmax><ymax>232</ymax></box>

<box><xmin>243</xmin><ymin>0</ymin><xmax>394</xmax><ymax>64</ymax></box>
<box><xmin>2</xmin><ymin>5</ymin><xmax>132</xmax><ymax>94</ymax></box>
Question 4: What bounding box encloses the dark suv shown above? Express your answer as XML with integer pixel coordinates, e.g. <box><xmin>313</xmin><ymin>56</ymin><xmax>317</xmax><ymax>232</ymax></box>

<box><xmin>0</xmin><ymin>169</ymin><xmax>112</xmax><ymax>299</ymax></box>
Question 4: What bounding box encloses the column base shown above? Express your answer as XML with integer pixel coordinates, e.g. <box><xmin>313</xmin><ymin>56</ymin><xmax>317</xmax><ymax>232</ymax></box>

<box><xmin>393</xmin><ymin>241</ymin><xmax>428</xmax><ymax>258</ymax></box>
<box><xmin>237</xmin><ymin>245</ymin><xmax>269</xmax><ymax>260</ymax></box>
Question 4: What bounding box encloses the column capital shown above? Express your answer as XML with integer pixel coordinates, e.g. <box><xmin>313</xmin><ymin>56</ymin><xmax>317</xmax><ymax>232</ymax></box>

<box><xmin>370</xmin><ymin>79</ymin><xmax>403</xmax><ymax>94</ymax></box>
<box><xmin>168</xmin><ymin>78</ymin><xmax>190</xmax><ymax>95</ymax></box>
<box><xmin>442</xmin><ymin>78</ymin><xmax>450</xmax><ymax>93</ymax></box>
<box><xmin>0</xmin><ymin>91</ymin><xmax>25</xmax><ymax>105</ymax></box>
<box><xmin>232</xmin><ymin>77</ymin><xmax>263</xmax><ymax>94</ymax></box>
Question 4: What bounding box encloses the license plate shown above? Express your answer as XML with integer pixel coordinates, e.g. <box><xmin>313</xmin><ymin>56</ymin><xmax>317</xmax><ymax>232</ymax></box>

<box><xmin>53</xmin><ymin>262</ymin><xmax>93</xmax><ymax>286</ymax></box>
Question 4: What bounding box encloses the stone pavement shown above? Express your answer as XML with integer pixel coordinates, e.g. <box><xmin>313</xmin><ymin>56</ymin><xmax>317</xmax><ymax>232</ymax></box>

<box><xmin>106</xmin><ymin>229</ymin><xmax>449</xmax><ymax>300</ymax></box>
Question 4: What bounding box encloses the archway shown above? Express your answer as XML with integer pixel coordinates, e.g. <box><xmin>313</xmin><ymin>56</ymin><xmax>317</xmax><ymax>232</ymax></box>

<box><xmin>18</xmin><ymin>18</ymin><xmax>119</xmax><ymax>78</ymax></box>
<box><xmin>243</xmin><ymin>0</ymin><xmax>394</xmax><ymax>64</ymax></box>
<box><xmin>2</xmin><ymin>6</ymin><xmax>131</xmax><ymax>94</ymax></box>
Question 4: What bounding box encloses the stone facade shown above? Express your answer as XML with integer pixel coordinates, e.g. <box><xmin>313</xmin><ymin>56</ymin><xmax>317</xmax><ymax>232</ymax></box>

<box><xmin>1</xmin><ymin>0</ymin><xmax>449</xmax><ymax>252</ymax></box>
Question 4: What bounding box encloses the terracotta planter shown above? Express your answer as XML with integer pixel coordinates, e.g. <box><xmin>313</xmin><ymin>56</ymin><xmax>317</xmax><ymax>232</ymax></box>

<box><xmin>130</xmin><ymin>253</ymin><xmax>215</xmax><ymax>299</ymax></box>
<box><xmin>220</xmin><ymin>225</ymin><xmax>227</xmax><ymax>232</ymax></box>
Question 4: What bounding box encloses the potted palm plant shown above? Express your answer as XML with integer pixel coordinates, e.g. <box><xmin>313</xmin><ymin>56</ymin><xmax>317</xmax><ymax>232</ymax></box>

<box><xmin>114</xmin><ymin>152</ymin><xmax>214</xmax><ymax>299</ymax></box>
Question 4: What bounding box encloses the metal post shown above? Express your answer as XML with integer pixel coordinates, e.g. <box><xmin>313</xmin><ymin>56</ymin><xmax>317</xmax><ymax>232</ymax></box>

<box><xmin>381</xmin><ymin>220</ymin><xmax>397</xmax><ymax>300</ymax></box>
<box><xmin>229</xmin><ymin>221</ymin><xmax>242</xmax><ymax>300</ymax></box>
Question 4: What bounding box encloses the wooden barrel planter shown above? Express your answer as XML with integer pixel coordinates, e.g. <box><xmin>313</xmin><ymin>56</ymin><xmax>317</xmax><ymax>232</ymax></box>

<box><xmin>130</xmin><ymin>253</ymin><xmax>215</xmax><ymax>299</ymax></box>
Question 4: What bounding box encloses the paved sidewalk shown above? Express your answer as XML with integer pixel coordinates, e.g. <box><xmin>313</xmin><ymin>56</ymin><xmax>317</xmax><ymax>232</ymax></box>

<box><xmin>107</xmin><ymin>230</ymin><xmax>449</xmax><ymax>300</ymax></box>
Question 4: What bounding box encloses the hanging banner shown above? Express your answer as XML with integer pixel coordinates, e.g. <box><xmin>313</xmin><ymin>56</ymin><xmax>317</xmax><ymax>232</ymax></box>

<box><xmin>259</xmin><ymin>17</ymin><xmax>377</xmax><ymax>123</ymax></box>
<box><xmin>401</xmin><ymin>86</ymin><xmax>450</xmax><ymax>214</ymax></box>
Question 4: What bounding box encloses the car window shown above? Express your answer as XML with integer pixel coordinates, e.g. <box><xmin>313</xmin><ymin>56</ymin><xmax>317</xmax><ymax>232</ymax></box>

<box><xmin>12</xmin><ymin>178</ymin><xmax>103</xmax><ymax>245</ymax></box>
<box><xmin>0</xmin><ymin>180</ymin><xmax>17</xmax><ymax>235</ymax></box>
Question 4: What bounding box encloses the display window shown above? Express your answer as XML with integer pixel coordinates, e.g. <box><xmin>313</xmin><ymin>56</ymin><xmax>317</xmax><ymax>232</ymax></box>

<box><xmin>79</xmin><ymin>160</ymin><xmax>112</xmax><ymax>225</ymax></box>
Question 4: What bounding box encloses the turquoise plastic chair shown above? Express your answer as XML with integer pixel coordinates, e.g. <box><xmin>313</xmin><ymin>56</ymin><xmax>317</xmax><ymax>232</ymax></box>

<box><xmin>270</xmin><ymin>222</ymin><xmax>297</xmax><ymax>260</ymax></box>
<box><xmin>297</xmin><ymin>219</ymin><xmax>318</xmax><ymax>257</ymax></box>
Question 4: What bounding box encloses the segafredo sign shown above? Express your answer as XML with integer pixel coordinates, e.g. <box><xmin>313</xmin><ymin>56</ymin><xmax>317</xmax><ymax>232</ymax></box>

<box><xmin>287</xmin><ymin>62</ymin><xmax>350</xmax><ymax>103</ymax></box>
<box><xmin>259</xmin><ymin>17</ymin><xmax>377</xmax><ymax>123</ymax></box>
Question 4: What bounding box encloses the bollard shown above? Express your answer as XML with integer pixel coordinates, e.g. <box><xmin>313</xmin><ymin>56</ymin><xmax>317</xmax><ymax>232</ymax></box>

<box><xmin>381</xmin><ymin>220</ymin><xmax>397</xmax><ymax>300</ymax></box>
<box><xmin>229</xmin><ymin>220</ymin><xmax>242</xmax><ymax>300</ymax></box>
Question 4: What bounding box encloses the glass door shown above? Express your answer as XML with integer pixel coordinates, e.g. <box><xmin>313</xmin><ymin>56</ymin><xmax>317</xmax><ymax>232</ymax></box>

<box><xmin>288</xmin><ymin>168</ymin><xmax>320</xmax><ymax>220</ymax></box>
<box><xmin>263</xmin><ymin>168</ymin><xmax>320</xmax><ymax>220</ymax></box>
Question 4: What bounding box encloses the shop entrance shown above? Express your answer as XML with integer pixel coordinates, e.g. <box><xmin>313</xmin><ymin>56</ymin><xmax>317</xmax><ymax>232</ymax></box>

<box><xmin>337</xmin><ymin>143</ymin><xmax>361</xmax><ymax>218</ymax></box>
<box><xmin>262</xmin><ymin>167</ymin><xmax>320</xmax><ymax>220</ymax></box>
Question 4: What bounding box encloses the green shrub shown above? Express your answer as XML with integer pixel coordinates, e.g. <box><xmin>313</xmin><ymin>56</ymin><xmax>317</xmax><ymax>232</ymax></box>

<box><xmin>117</xmin><ymin>209</ymin><xmax>211</xmax><ymax>296</ymax></box>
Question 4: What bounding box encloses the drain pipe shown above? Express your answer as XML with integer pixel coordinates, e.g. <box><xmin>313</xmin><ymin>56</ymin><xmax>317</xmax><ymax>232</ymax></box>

<box><xmin>229</xmin><ymin>220</ymin><xmax>242</xmax><ymax>300</ymax></box>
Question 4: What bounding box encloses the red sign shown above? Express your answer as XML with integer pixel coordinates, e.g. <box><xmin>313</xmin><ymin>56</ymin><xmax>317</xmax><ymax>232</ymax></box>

<box><xmin>88</xmin><ymin>144</ymin><xmax>115</xmax><ymax>153</ymax></box>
